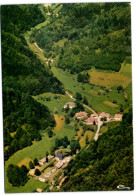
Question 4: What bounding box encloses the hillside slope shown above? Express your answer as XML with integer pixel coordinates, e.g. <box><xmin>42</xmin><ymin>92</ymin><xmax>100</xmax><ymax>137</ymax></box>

<box><xmin>60</xmin><ymin>110</ymin><xmax>133</xmax><ymax>191</ymax></box>
<box><xmin>30</xmin><ymin>3</ymin><xmax>131</xmax><ymax>73</ymax></box>
<box><xmin>2</xmin><ymin>5</ymin><xmax>64</xmax><ymax>161</ymax></box>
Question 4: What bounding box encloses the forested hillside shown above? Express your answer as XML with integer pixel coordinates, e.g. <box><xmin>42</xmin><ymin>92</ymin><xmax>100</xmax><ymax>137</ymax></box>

<box><xmin>60</xmin><ymin>110</ymin><xmax>133</xmax><ymax>191</ymax></box>
<box><xmin>30</xmin><ymin>3</ymin><xmax>131</xmax><ymax>73</ymax></box>
<box><xmin>2</xmin><ymin>5</ymin><xmax>64</xmax><ymax>161</ymax></box>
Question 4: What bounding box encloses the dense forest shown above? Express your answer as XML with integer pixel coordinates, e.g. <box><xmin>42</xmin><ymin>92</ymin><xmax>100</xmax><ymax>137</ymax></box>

<box><xmin>60</xmin><ymin>110</ymin><xmax>133</xmax><ymax>191</ymax></box>
<box><xmin>2</xmin><ymin>5</ymin><xmax>64</xmax><ymax>161</ymax></box>
<box><xmin>30</xmin><ymin>3</ymin><xmax>131</xmax><ymax>73</ymax></box>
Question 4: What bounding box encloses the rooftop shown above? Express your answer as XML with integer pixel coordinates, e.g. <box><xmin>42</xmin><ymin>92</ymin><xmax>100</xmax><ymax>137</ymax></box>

<box><xmin>74</xmin><ymin>111</ymin><xmax>88</xmax><ymax>118</ymax></box>
<box><xmin>86</xmin><ymin>117</ymin><xmax>98</xmax><ymax>124</ymax></box>
<box><xmin>90</xmin><ymin>113</ymin><xmax>98</xmax><ymax>118</ymax></box>
<box><xmin>55</xmin><ymin>161</ymin><xmax>64</xmax><ymax>169</ymax></box>
<box><xmin>99</xmin><ymin>112</ymin><xmax>111</xmax><ymax>118</ymax></box>
<box><xmin>114</xmin><ymin>113</ymin><xmax>123</xmax><ymax>118</ymax></box>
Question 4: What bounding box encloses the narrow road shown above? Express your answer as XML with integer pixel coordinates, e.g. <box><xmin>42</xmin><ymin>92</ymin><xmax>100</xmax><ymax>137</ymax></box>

<box><xmin>65</xmin><ymin>91</ymin><xmax>102</xmax><ymax>141</ymax></box>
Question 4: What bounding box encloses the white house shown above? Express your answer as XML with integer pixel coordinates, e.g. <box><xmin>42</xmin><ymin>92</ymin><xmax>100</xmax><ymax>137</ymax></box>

<box><xmin>64</xmin><ymin>102</ymin><xmax>75</xmax><ymax>109</ymax></box>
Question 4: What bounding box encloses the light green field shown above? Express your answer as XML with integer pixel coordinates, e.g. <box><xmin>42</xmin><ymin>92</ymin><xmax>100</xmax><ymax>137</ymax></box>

<box><xmin>51</xmin><ymin>67</ymin><xmax>127</xmax><ymax>115</ymax></box>
<box><xmin>33</xmin><ymin>92</ymin><xmax>72</xmax><ymax>115</ymax></box>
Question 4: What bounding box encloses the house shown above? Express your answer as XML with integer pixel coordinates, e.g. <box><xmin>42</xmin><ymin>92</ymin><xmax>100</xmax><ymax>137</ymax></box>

<box><xmin>28</xmin><ymin>168</ymin><xmax>35</xmax><ymax>176</ymax></box>
<box><xmin>114</xmin><ymin>113</ymin><xmax>123</xmax><ymax>121</ymax></box>
<box><xmin>55</xmin><ymin>161</ymin><xmax>64</xmax><ymax>169</ymax></box>
<box><xmin>90</xmin><ymin>113</ymin><xmax>98</xmax><ymax>118</ymax></box>
<box><xmin>85</xmin><ymin>117</ymin><xmax>98</xmax><ymax>125</ymax></box>
<box><xmin>56</xmin><ymin>152</ymin><xmax>64</xmax><ymax>160</ymax></box>
<box><xmin>38</xmin><ymin>176</ymin><xmax>46</xmax><ymax>182</ymax></box>
<box><xmin>74</xmin><ymin>111</ymin><xmax>88</xmax><ymax>119</ymax></box>
<box><xmin>64</xmin><ymin>102</ymin><xmax>75</xmax><ymax>109</ymax></box>
<box><xmin>99</xmin><ymin>112</ymin><xmax>112</xmax><ymax>121</ymax></box>
<box><xmin>62</xmin><ymin>156</ymin><xmax>71</xmax><ymax>164</ymax></box>
<box><xmin>39</xmin><ymin>157</ymin><xmax>46</xmax><ymax>166</ymax></box>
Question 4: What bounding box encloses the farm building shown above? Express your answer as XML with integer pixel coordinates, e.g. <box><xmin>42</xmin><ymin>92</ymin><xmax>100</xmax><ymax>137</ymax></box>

<box><xmin>62</xmin><ymin>156</ymin><xmax>71</xmax><ymax>163</ymax></box>
<box><xmin>55</xmin><ymin>161</ymin><xmax>64</xmax><ymax>169</ymax></box>
<box><xmin>38</xmin><ymin>176</ymin><xmax>46</xmax><ymax>182</ymax></box>
<box><xmin>114</xmin><ymin>113</ymin><xmax>123</xmax><ymax>121</ymax></box>
<box><xmin>99</xmin><ymin>112</ymin><xmax>112</xmax><ymax>121</ymax></box>
<box><xmin>64</xmin><ymin>102</ymin><xmax>75</xmax><ymax>109</ymax></box>
<box><xmin>74</xmin><ymin>111</ymin><xmax>88</xmax><ymax>119</ymax></box>
<box><xmin>39</xmin><ymin>157</ymin><xmax>46</xmax><ymax>166</ymax></box>
<box><xmin>90</xmin><ymin>113</ymin><xmax>98</xmax><ymax>118</ymax></box>
<box><xmin>85</xmin><ymin>117</ymin><xmax>98</xmax><ymax>125</ymax></box>
<box><xmin>56</xmin><ymin>152</ymin><xmax>64</xmax><ymax>160</ymax></box>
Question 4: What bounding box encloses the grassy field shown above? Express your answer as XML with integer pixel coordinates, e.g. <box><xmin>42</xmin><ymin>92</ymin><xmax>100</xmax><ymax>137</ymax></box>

<box><xmin>51</xmin><ymin>67</ymin><xmax>128</xmax><ymax>115</ymax></box>
<box><xmin>33</xmin><ymin>92</ymin><xmax>72</xmax><ymax>115</ymax></box>
<box><xmin>79</xmin><ymin>131</ymin><xmax>95</xmax><ymax>148</ymax></box>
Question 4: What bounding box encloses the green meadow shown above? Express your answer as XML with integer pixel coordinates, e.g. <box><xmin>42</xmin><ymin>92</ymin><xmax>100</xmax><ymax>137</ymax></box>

<box><xmin>51</xmin><ymin>67</ymin><xmax>129</xmax><ymax>115</ymax></box>
<box><xmin>33</xmin><ymin>92</ymin><xmax>72</xmax><ymax>115</ymax></box>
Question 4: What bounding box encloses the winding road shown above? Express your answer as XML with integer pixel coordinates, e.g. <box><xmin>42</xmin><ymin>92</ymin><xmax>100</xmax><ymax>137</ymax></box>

<box><xmin>65</xmin><ymin>91</ymin><xmax>102</xmax><ymax>141</ymax></box>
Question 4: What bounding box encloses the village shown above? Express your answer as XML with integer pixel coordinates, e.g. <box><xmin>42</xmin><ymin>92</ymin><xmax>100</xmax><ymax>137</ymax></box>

<box><xmin>28</xmin><ymin>98</ymin><xmax>123</xmax><ymax>193</ymax></box>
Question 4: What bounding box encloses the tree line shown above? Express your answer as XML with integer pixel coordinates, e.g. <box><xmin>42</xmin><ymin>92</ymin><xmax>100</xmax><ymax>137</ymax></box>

<box><xmin>2</xmin><ymin>5</ymin><xmax>64</xmax><ymax>161</ymax></box>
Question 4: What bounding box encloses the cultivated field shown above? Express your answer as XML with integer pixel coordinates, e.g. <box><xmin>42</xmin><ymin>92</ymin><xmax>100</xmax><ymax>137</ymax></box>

<box><xmin>88</xmin><ymin>68</ymin><xmax>131</xmax><ymax>89</ymax></box>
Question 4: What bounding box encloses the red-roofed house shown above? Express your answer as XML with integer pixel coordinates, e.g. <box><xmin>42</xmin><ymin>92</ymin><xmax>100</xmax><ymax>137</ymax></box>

<box><xmin>114</xmin><ymin>113</ymin><xmax>123</xmax><ymax>121</ymax></box>
<box><xmin>99</xmin><ymin>112</ymin><xmax>112</xmax><ymax>121</ymax></box>
<box><xmin>90</xmin><ymin>113</ymin><xmax>98</xmax><ymax>118</ymax></box>
<box><xmin>85</xmin><ymin>117</ymin><xmax>98</xmax><ymax>125</ymax></box>
<box><xmin>74</xmin><ymin>111</ymin><xmax>88</xmax><ymax>119</ymax></box>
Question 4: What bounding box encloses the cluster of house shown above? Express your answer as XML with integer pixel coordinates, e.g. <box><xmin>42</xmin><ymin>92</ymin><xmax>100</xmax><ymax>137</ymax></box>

<box><xmin>63</xmin><ymin>101</ymin><xmax>123</xmax><ymax>125</ymax></box>
<box><xmin>74</xmin><ymin>111</ymin><xmax>123</xmax><ymax>125</ymax></box>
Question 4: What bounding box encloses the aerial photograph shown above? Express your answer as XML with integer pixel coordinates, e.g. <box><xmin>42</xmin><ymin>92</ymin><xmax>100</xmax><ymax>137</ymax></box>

<box><xmin>1</xmin><ymin>1</ymin><xmax>133</xmax><ymax>193</ymax></box>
